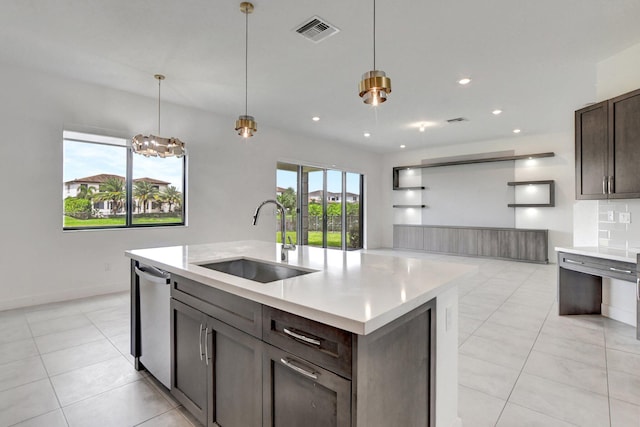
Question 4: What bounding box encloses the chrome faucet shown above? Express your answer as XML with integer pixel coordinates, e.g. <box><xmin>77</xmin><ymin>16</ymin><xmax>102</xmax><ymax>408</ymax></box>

<box><xmin>252</xmin><ymin>199</ymin><xmax>296</xmax><ymax>262</ymax></box>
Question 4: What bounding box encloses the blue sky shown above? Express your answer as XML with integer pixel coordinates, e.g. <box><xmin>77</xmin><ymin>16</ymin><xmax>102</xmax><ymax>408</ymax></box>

<box><xmin>277</xmin><ymin>169</ymin><xmax>361</xmax><ymax>194</ymax></box>
<box><xmin>63</xmin><ymin>140</ymin><xmax>183</xmax><ymax>191</ymax></box>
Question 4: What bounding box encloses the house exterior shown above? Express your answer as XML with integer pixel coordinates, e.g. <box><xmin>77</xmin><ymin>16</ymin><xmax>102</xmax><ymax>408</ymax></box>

<box><xmin>64</xmin><ymin>174</ymin><xmax>173</xmax><ymax>216</ymax></box>
<box><xmin>307</xmin><ymin>190</ymin><xmax>360</xmax><ymax>203</ymax></box>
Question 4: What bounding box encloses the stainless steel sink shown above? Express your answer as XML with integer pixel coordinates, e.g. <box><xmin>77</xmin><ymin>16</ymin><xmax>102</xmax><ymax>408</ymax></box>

<box><xmin>196</xmin><ymin>258</ymin><xmax>314</xmax><ymax>283</ymax></box>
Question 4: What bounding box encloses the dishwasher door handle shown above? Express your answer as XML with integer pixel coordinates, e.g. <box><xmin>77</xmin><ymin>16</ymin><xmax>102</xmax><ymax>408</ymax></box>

<box><xmin>135</xmin><ymin>266</ymin><xmax>170</xmax><ymax>284</ymax></box>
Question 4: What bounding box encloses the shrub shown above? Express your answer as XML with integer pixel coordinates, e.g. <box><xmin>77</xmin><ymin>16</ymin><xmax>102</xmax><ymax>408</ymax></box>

<box><xmin>64</xmin><ymin>197</ymin><xmax>92</xmax><ymax>219</ymax></box>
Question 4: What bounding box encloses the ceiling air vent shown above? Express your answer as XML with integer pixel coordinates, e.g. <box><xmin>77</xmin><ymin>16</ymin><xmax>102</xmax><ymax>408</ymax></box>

<box><xmin>294</xmin><ymin>16</ymin><xmax>340</xmax><ymax>43</ymax></box>
<box><xmin>447</xmin><ymin>117</ymin><xmax>468</xmax><ymax>123</ymax></box>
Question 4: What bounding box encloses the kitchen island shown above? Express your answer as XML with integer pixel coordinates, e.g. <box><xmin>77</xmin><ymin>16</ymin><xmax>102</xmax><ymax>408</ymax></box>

<box><xmin>127</xmin><ymin>241</ymin><xmax>475</xmax><ymax>427</ymax></box>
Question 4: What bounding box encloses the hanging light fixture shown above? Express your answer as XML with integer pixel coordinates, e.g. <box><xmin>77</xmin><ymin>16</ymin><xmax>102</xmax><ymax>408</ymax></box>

<box><xmin>358</xmin><ymin>0</ymin><xmax>391</xmax><ymax>106</ymax></box>
<box><xmin>132</xmin><ymin>74</ymin><xmax>186</xmax><ymax>158</ymax></box>
<box><xmin>235</xmin><ymin>2</ymin><xmax>257</xmax><ymax>138</ymax></box>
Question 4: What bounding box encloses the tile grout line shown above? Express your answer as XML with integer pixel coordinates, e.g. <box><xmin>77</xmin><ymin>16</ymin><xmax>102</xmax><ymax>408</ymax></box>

<box><xmin>603</xmin><ymin>325</ymin><xmax>613</xmax><ymax>427</ymax></box>
<box><xmin>490</xmin><ymin>266</ymin><xmax>553</xmax><ymax>426</ymax></box>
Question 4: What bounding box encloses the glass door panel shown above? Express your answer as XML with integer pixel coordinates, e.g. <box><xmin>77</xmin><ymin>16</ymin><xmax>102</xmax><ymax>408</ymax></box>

<box><xmin>346</xmin><ymin>173</ymin><xmax>363</xmax><ymax>249</ymax></box>
<box><xmin>276</xmin><ymin>163</ymin><xmax>299</xmax><ymax>245</ymax></box>
<box><xmin>326</xmin><ymin>170</ymin><xmax>343</xmax><ymax>248</ymax></box>
<box><xmin>302</xmin><ymin>166</ymin><xmax>324</xmax><ymax>247</ymax></box>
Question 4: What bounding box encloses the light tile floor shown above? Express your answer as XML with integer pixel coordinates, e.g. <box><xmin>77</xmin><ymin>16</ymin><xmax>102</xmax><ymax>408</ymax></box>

<box><xmin>0</xmin><ymin>251</ymin><xmax>639</xmax><ymax>426</ymax></box>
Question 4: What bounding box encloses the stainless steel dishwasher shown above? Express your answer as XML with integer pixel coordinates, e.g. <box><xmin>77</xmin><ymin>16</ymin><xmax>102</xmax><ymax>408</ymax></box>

<box><xmin>136</xmin><ymin>263</ymin><xmax>171</xmax><ymax>388</ymax></box>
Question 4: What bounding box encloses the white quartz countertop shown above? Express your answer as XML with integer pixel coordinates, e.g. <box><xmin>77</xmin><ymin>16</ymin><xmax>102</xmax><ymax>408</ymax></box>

<box><xmin>126</xmin><ymin>240</ymin><xmax>476</xmax><ymax>335</ymax></box>
<box><xmin>555</xmin><ymin>246</ymin><xmax>640</xmax><ymax>264</ymax></box>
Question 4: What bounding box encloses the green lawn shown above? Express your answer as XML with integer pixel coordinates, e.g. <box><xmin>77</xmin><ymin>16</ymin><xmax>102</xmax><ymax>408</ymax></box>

<box><xmin>276</xmin><ymin>231</ymin><xmax>342</xmax><ymax>247</ymax></box>
<box><xmin>64</xmin><ymin>216</ymin><xmax>182</xmax><ymax>228</ymax></box>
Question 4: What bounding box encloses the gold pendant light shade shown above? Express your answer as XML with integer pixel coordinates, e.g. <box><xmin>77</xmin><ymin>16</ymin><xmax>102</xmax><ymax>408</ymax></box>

<box><xmin>359</xmin><ymin>70</ymin><xmax>391</xmax><ymax>106</ymax></box>
<box><xmin>236</xmin><ymin>2</ymin><xmax>257</xmax><ymax>138</ymax></box>
<box><xmin>235</xmin><ymin>115</ymin><xmax>257</xmax><ymax>138</ymax></box>
<box><xmin>132</xmin><ymin>74</ymin><xmax>186</xmax><ymax>158</ymax></box>
<box><xmin>358</xmin><ymin>0</ymin><xmax>391</xmax><ymax>106</ymax></box>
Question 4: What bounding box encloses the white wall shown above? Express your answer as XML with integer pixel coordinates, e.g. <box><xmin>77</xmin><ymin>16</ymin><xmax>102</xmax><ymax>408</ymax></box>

<box><xmin>382</xmin><ymin>132</ymin><xmax>575</xmax><ymax>261</ymax></box>
<box><xmin>0</xmin><ymin>63</ymin><xmax>384</xmax><ymax>310</ymax></box>
<box><xmin>591</xmin><ymin>41</ymin><xmax>640</xmax><ymax>326</ymax></box>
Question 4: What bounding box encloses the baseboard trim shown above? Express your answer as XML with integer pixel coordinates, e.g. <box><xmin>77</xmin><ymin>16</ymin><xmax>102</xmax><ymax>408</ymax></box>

<box><xmin>0</xmin><ymin>283</ymin><xmax>128</xmax><ymax>311</ymax></box>
<box><xmin>601</xmin><ymin>303</ymin><xmax>635</xmax><ymax>326</ymax></box>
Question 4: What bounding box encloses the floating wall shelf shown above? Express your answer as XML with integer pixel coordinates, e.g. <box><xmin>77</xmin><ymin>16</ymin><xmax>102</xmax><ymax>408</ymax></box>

<box><xmin>392</xmin><ymin>152</ymin><xmax>555</xmax><ymax>189</ymax></box>
<box><xmin>507</xmin><ymin>180</ymin><xmax>555</xmax><ymax>207</ymax></box>
<box><xmin>393</xmin><ymin>186</ymin><xmax>425</xmax><ymax>191</ymax></box>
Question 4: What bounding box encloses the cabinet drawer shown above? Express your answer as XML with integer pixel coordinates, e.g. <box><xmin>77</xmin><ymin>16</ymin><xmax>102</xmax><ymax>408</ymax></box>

<box><xmin>263</xmin><ymin>306</ymin><xmax>353</xmax><ymax>379</ymax></box>
<box><xmin>171</xmin><ymin>274</ymin><xmax>262</xmax><ymax>338</ymax></box>
<box><xmin>263</xmin><ymin>343</ymin><xmax>351</xmax><ymax>427</ymax></box>
<box><xmin>558</xmin><ymin>252</ymin><xmax>636</xmax><ymax>282</ymax></box>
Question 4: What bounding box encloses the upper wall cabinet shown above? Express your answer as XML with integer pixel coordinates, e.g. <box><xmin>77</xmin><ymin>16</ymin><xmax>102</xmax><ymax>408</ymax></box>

<box><xmin>576</xmin><ymin>88</ymin><xmax>640</xmax><ymax>200</ymax></box>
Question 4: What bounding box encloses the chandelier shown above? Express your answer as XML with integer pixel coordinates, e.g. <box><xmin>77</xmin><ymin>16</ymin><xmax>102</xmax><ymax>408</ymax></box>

<box><xmin>132</xmin><ymin>74</ymin><xmax>186</xmax><ymax>158</ymax></box>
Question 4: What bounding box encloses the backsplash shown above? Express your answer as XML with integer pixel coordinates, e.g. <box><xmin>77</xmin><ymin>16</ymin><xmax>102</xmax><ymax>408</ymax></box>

<box><xmin>598</xmin><ymin>199</ymin><xmax>640</xmax><ymax>250</ymax></box>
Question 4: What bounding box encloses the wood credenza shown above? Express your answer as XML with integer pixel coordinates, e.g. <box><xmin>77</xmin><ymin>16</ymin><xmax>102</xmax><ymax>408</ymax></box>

<box><xmin>393</xmin><ymin>224</ymin><xmax>548</xmax><ymax>263</ymax></box>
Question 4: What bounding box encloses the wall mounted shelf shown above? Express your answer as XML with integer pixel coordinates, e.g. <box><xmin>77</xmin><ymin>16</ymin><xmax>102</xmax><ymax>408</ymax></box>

<box><xmin>392</xmin><ymin>152</ymin><xmax>555</xmax><ymax>189</ymax></box>
<box><xmin>393</xmin><ymin>205</ymin><xmax>426</xmax><ymax>208</ymax></box>
<box><xmin>507</xmin><ymin>180</ymin><xmax>555</xmax><ymax>207</ymax></box>
<box><xmin>393</xmin><ymin>186</ymin><xmax>425</xmax><ymax>191</ymax></box>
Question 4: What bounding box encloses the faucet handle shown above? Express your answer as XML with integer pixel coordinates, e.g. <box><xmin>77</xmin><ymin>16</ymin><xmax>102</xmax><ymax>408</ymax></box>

<box><xmin>287</xmin><ymin>236</ymin><xmax>296</xmax><ymax>249</ymax></box>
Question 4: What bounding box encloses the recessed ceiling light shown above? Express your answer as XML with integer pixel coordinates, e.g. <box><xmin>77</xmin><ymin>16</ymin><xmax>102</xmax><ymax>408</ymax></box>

<box><xmin>400</xmin><ymin>145</ymin><xmax>406</xmax><ymax>148</ymax></box>
<box><xmin>312</xmin><ymin>116</ymin><xmax>320</xmax><ymax>121</ymax></box>
<box><xmin>458</xmin><ymin>78</ymin><xmax>471</xmax><ymax>85</ymax></box>
<box><xmin>492</xmin><ymin>109</ymin><xmax>502</xmax><ymax>115</ymax></box>
<box><xmin>419</xmin><ymin>125</ymin><xmax>425</xmax><ymax>132</ymax></box>
<box><xmin>363</xmin><ymin>132</ymin><xmax>371</xmax><ymax>137</ymax></box>
<box><xmin>513</xmin><ymin>129</ymin><xmax>521</xmax><ymax>134</ymax></box>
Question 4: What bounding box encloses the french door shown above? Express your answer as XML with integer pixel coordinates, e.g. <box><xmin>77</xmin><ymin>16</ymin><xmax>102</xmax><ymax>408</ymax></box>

<box><xmin>276</xmin><ymin>162</ymin><xmax>363</xmax><ymax>250</ymax></box>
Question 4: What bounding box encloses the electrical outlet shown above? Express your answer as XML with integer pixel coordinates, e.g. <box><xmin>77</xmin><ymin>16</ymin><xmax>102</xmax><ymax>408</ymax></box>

<box><xmin>104</xmin><ymin>263</ymin><xmax>111</xmax><ymax>272</ymax></box>
<box><xmin>445</xmin><ymin>306</ymin><xmax>453</xmax><ymax>331</ymax></box>
<box><xmin>607</xmin><ymin>211</ymin><xmax>615</xmax><ymax>221</ymax></box>
<box><xmin>619</xmin><ymin>212</ymin><xmax>631</xmax><ymax>224</ymax></box>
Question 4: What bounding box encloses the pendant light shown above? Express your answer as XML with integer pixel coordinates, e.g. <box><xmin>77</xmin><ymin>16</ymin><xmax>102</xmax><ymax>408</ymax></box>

<box><xmin>358</xmin><ymin>0</ymin><xmax>391</xmax><ymax>105</ymax></box>
<box><xmin>132</xmin><ymin>74</ymin><xmax>186</xmax><ymax>158</ymax></box>
<box><xmin>235</xmin><ymin>2</ymin><xmax>257</xmax><ymax>138</ymax></box>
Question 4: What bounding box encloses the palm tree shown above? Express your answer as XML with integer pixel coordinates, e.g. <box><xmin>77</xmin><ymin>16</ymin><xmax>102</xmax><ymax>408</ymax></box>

<box><xmin>159</xmin><ymin>186</ymin><xmax>182</xmax><ymax>213</ymax></box>
<box><xmin>76</xmin><ymin>184</ymin><xmax>95</xmax><ymax>200</ymax></box>
<box><xmin>93</xmin><ymin>177</ymin><xmax>126</xmax><ymax>216</ymax></box>
<box><xmin>133</xmin><ymin>181</ymin><xmax>159</xmax><ymax>214</ymax></box>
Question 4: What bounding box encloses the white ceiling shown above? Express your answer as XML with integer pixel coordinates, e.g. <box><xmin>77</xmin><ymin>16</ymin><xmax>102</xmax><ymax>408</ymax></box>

<box><xmin>2</xmin><ymin>0</ymin><xmax>640</xmax><ymax>152</ymax></box>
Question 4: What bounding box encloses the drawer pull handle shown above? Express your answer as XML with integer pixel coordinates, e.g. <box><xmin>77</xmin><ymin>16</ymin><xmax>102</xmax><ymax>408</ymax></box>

<box><xmin>204</xmin><ymin>327</ymin><xmax>209</xmax><ymax>366</ymax></box>
<box><xmin>603</xmin><ymin>176</ymin><xmax>607</xmax><ymax>195</ymax></box>
<box><xmin>283</xmin><ymin>328</ymin><xmax>321</xmax><ymax>346</ymax></box>
<box><xmin>280</xmin><ymin>358</ymin><xmax>318</xmax><ymax>380</ymax></box>
<box><xmin>565</xmin><ymin>259</ymin><xmax>583</xmax><ymax>265</ymax></box>
<box><xmin>609</xmin><ymin>267</ymin><xmax>632</xmax><ymax>274</ymax></box>
<box><xmin>637</xmin><ymin>278</ymin><xmax>639</xmax><ymax>301</ymax></box>
<box><xmin>199</xmin><ymin>323</ymin><xmax>204</xmax><ymax>361</ymax></box>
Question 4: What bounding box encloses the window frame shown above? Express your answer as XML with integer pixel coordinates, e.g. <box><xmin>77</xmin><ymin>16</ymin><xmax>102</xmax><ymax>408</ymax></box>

<box><xmin>63</xmin><ymin>132</ymin><xmax>187</xmax><ymax>231</ymax></box>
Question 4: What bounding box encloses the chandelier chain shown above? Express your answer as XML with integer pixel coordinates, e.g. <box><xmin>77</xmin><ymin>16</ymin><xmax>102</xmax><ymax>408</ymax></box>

<box><xmin>157</xmin><ymin>77</ymin><xmax>161</xmax><ymax>135</ymax></box>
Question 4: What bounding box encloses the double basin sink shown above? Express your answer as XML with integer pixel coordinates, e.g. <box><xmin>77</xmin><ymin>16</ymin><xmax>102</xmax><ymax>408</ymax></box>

<box><xmin>196</xmin><ymin>258</ymin><xmax>314</xmax><ymax>283</ymax></box>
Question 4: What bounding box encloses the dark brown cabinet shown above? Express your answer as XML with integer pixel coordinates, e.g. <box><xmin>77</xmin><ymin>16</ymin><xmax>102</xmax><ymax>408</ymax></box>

<box><xmin>263</xmin><ymin>344</ymin><xmax>351</xmax><ymax>427</ymax></box>
<box><xmin>166</xmin><ymin>273</ymin><xmax>436</xmax><ymax>427</ymax></box>
<box><xmin>576</xmin><ymin>88</ymin><xmax>640</xmax><ymax>200</ymax></box>
<box><xmin>170</xmin><ymin>299</ymin><xmax>208</xmax><ymax>425</ymax></box>
<box><xmin>170</xmin><ymin>289</ymin><xmax>262</xmax><ymax>427</ymax></box>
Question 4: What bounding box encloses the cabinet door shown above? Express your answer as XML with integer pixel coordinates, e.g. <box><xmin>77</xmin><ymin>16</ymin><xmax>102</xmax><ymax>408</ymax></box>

<box><xmin>207</xmin><ymin>317</ymin><xmax>262</xmax><ymax>427</ymax></box>
<box><xmin>575</xmin><ymin>101</ymin><xmax>608</xmax><ymax>199</ymax></box>
<box><xmin>393</xmin><ymin>225</ymin><xmax>424</xmax><ymax>250</ymax></box>
<box><xmin>170</xmin><ymin>299</ymin><xmax>209</xmax><ymax>426</ymax></box>
<box><xmin>263</xmin><ymin>344</ymin><xmax>351</xmax><ymax>427</ymax></box>
<box><xmin>610</xmin><ymin>89</ymin><xmax>640</xmax><ymax>199</ymax></box>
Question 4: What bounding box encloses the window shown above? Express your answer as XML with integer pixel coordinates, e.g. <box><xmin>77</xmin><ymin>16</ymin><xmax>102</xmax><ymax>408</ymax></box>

<box><xmin>63</xmin><ymin>130</ymin><xmax>186</xmax><ymax>229</ymax></box>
